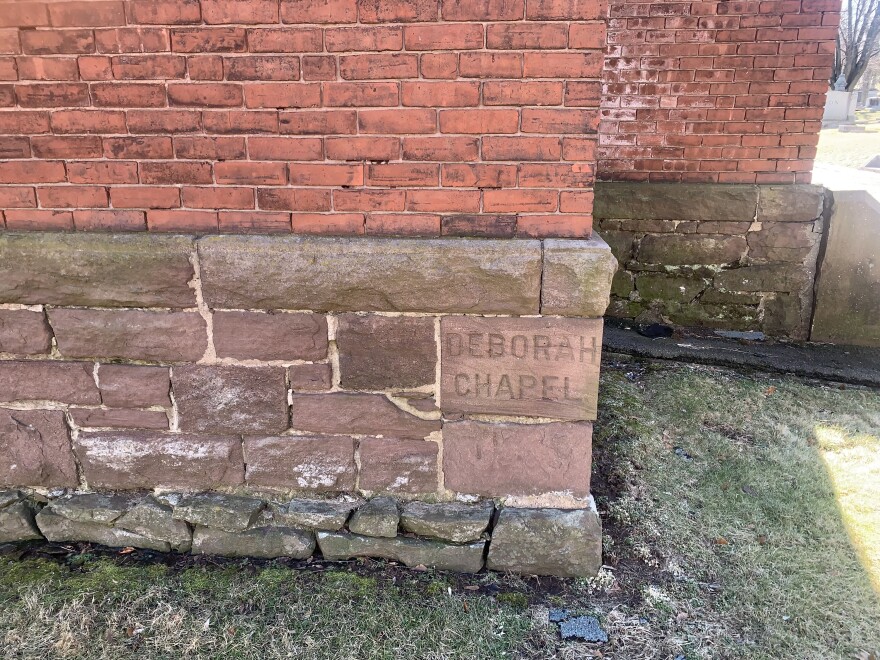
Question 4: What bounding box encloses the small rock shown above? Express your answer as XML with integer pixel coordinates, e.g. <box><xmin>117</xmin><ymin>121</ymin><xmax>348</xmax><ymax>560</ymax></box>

<box><xmin>348</xmin><ymin>497</ymin><xmax>398</xmax><ymax>538</ymax></box>
<box><xmin>0</xmin><ymin>490</ymin><xmax>25</xmax><ymax>510</ymax></box>
<box><xmin>192</xmin><ymin>526</ymin><xmax>315</xmax><ymax>559</ymax></box>
<box><xmin>0</xmin><ymin>500</ymin><xmax>42</xmax><ymax>543</ymax></box>
<box><xmin>36</xmin><ymin>508</ymin><xmax>170</xmax><ymax>552</ymax></box>
<box><xmin>173</xmin><ymin>493</ymin><xmax>264</xmax><ymax>532</ymax></box>
<box><xmin>559</xmin><ymin>615</ymin><xmax>608</xmax><ymax>643</ymax></box>
<box><xmin>317</xmin><ymin>532</ymin><xmax>485</xmax><ymax>573</ymax></box>
<box><xmin>400</xmin><ymin>500</ymin><xmax>494</xmax><ymax>543</ymax></box>
<box><xmin>262</xmin><ymin>499</ymin><xmax>356</xmax><ymax>531</ymax></box>
<box><xmin>50</xmin><ymin>493</ymin><xmax>140</xmax><ymax>524</ymax></box>
<box><xmin>116</xmin><ymin>496</ymin><xmax>192</xmax><ymax>552</ymax></box>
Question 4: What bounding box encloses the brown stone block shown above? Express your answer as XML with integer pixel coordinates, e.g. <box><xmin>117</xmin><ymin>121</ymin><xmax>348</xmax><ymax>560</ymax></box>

<box><xmin>541</xmin><ymin>236</ymin><xmax>618</xmax><ymax>318</ymax></box>
<box><xmin>69</xmin><ymin>408</ymin><xmax>169</xmax><ymax>430</ymax></box>
<box><xmin>98</xmin><ymin>364</ymin><xmax>171</xmax><ymax>408</ymax></box>
<box><xmin>358</xmin><ymin>437</ymin><xmax>438</xmax><ymax>494</ymax></box>
<box><xmin>594</xmin><ymin>182</ymin><xmax>759</xmax><ymax>222</ymax></box>
<box><xmin>243</xmin><ymin>435</ymin><xmax>356</xmax><ymax>491</ymax></box>
<box><xmin>0</xmin><ymin>361</ymin><xmax>100</xmax><ymax>404</ymax></box>
<box><xmin>75</xmin><ymin>432</ymin><xmax>244</xmax><ymax>489</ymax></box>
<box><xmin>0</xmin><ymin>310</ymin><xmax>52</xmax><ymax>355</ymax></box>
<box><xmin>288</xmin><ymin>363</ymin><xmax>333</xmax><ymax>391</ymax></box>
<box><xmin>213</xmin><ymin>311</ymin><xmax>328</xmax><ymax>361</ymax></box>
<box><xmin>443</xmin><ymin>420</ymin><xmax>592</xmax><ymax>498</ymax></box>
<box><xmin>174</xmin><ymin>365</ymin><xmax>289</xmax><ymax>434</ymax></box>
<box><xmin>337</xmin><ymin>314</ymin><xmax>436</xmax><ymax>390</ymax></box>
<box><xmin>441</xmin><ymin>316</ymin><xmax>602</xmax><ymax>421</ymax></box>
<box><xmin>0</xmin><ymin>408</ymin><xmax>77</xmax><ymax>487</ymax></box>
<box><xmin>757</xmin><ymin>185</ymin><xmax>824</xmax><ymax>223</ymax></box>
<box><xmin>291</xmin><ymin>393</ymin><xmax>440</xmax><ymax>439</ymax></box>
<box><xmin>638</xmin><ymin>234</ymin><xmax>748</xmax><ymax>266</ymax></box>
<box><xmin>50</xmin><ymin>309</ymin><xmax>208</xmax><ymax>362</ymax></box>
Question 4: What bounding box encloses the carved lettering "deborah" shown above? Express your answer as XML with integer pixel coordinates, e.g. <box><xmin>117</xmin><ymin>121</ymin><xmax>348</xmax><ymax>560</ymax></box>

<box><xmin>440</xmin><ymin>317</ymin><xmax>603</xmax><ymax>421</ymax></box>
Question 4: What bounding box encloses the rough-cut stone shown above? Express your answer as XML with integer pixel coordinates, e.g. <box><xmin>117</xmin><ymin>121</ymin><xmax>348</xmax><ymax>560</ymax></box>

<box><xmin>358</xmin><ymin>438</ymin><xmax>439</xmax><ymax>494</ymax></box>
<box><xmin>336</xmin><ymin>314</ymin><xmax>436</xmax><ymax>389</ymax></box>
<box><xmin>713</xmin><ymin>264</ymin><xmax>812</xmax><ymax>293</ymax></box>
<box><xmin>70</xmin><ymin>408</ymin><xmax>169</xmax><ymax>430</ymax></box>
<box><xmin>173</xmin><ymin>493</ymin><xmax>264</xmax><ymax>532</ymax></box>
<box><xmin>638</xmin><ymin>234</ymin><xmax>747</xmax><ymax>266</ymax></box>
<box><xmin>440</xmin><ymin>316</ymin><xmax>602</xmax><ymax>421</ymax></box>
<box><xmin>443</xmin><ymin>420</ymin><xmax>593</xmax><ymax>498</ymax></box>
<box><xmin>747</xmin><ymin>222</ymin><xmax>818</xmax><ymax>262</ymax></box>
<box><xmin>174</xmin><ymin>366</ymin><xmax>288</xmax><ymax>434</ymax></box>
<box><xmin>0</xmin><ymin>490</ymin><xmax>23</xmax><ymax>510</ymax></box>
<box><xmin>115</xmin><ymin>496</ymin><xmax>192</xmax><ymax>551</ymax></box>
<box><xmin>50</xmin><ymin>493</ymin><xmax>138</xmax><ymax>524</ymax></box>
<box><xmin>288</xmin><ymin>363</ymin><xmax>333</xmax><ymax>391</ymax></box>
<box><xmin>0</xmin><ymin>498</ymin><xmax>42</xmax><ymax>543</ymax></box>
<box><xmin>400</xmin><ymin>501</ymin><xmax>494</xmax><ymax>543</ymax></box>
<box><xmin>757</xmin><ymin>185</ymin><xmax>824</xmax><ymax>223</ymax></box>
<box><xmin>197</xmin><ymin>235</ymin><xmax>542</xmax><ymax>315</ymax></box>
<box><xmin>0</xmin><ymin>361</ymin><xmax>100</xmax><ymax>404</ymax></box>
<box><xmin>98</xmin><ymin>365</ymin><xmax>171</xmax><ymax>408</ymax></box>
<box><xmin>243</xmin><ymin>436</ymin><xmax>357</xmax><ymax>491</ymax></box>
<box><xmin>635</xmin><ymin>274</ymin><xmax>707</xmax><ymax>302</ymax></box>
<box><xmin>0</xmin><ymin>233</ymin><xmax>195</xmax><ymax>308</ymax></box>
<box><xmin>541</xmin><ymin>236</ymin><xmax>618</xmax><ymax>317</ymax></box>
<box><xmin>261</xmin><ymin>499</ymin><xmax>355</xmax><ymax>531</ymax></box>
<box><xmin>594</xmin><ymin>182</ymin><xmax>759</xmax><ymax>222</ymax></box>
<box><xmin>0</xmin><ymin>408</ymin><xmax>78</xmax><ymax>487</ymax></box>
<box><xmin>0</xmin><ymin>310</ymin><xmax>52</xmax><ymax>356</ymax></box>
<box><xmin>348</xmin><ymin>496</ymin><xmax>399</xmax><ymax>538</ymax></box>
<box><xmin>291</xmin><ymin>394</ymin><xmax>439</xmax><ymax>439</ymax></box>
<box><xmin>49</xmin><ymin>309</ymin><xmax>208</xmax><ymax>362</ymax></box>
<box><xmin>192</xmin><ymin>525</ymin><xmax>315</xmax><ymax>559</ymax></box>
<box><xmin>487</xmin><ymin>507</ymin><xmax>602</xmax><ymax>578</ymax></box>
<box><xmin>213</xmin><ymin>312</ymin><xmax>328</xmax><ymax>361</ymax></box>
<box><xmin>75</xmin><ymin>432</ymin><xmax>244</xmax><ymax>489</ymax></box>
<box><xmin>36</xmin><ymin>508</ymin><xmax>171</xmax><ymax>552</ymax></box>
<box><xmin>317</xmin><ymin>532</ymin><xmax>485</xmax><ymax>573</ymax></box>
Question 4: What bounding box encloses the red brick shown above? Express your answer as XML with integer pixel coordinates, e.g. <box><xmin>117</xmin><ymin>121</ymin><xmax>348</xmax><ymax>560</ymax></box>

<box><xmin>103</xmin><ymin>136</ymin><xmax>173</xmax><ymax>159</ymax></box>
<box><xmin>243</xmin><ymin>82</ymin><xmax>321</xmax><ymax>108</ymax></box>
<box><xmin>522</xmin><ymin>108</ymin><xmax>598</xmax><ymax>133</ymax></box>
<box><xmin>94</xmin><ymin>27</ymin><xmax>170</xmax><ymax>53</ymax></box>
<box><xmin>249</xmin><ymin>28</ymin><xmax>324</xmax><ymax>52</ymax></box>
<box><xmin>171</xmin><ymin>27</ymin><xmax>246</xmax><ymax>52</ymax></box>
<box><xmin>204</xmin><ymin>110</ymin><xmax>280</xmax><ymax>133</ymax></box>
<box><xmin>442</xmin><ymin>163</ymin><xmax>517</xmax><ymax>188</ymax></box>
<box><xmin>519</xmin><ymin>162</ymin><xmax>592</xmax><ymax>188</ymax></box>
<box><xmin>16</xmin><ymin>82</ymin><xmax>89</xmax><ymax>106</ymax></box>
<box><xmin>215</xmin><ymin>161</ymin><xmax>287</xmax><ymax>185</ymax></box>
<box><xmin>486</xmin><ymin>22</ymin><xmax>568</xmax><ymax>49</ymax></box>
<box><xmin>281</xmin><ymin>0</ymin><xmax>358</xmax><ymax>23</ymax></box>
<box><xmin>248</xmin><ymin>136</ymin><xmax>323</xmax><ymax>160</ymax></box>
<box><xmin>92</xmin><ymin>82</ymin><xmax>166</xmax><ymax>107</ymax></box>
<box><xmin>405</xmin><ymin>24</ymin><xmax>484</xmax><ymax>50</ymax></box>
<box><xmin>0</xmin><ymin>136</ymin><xmax>30</xmax><ymax>158</ymax></box>
<box><xmin>0</xmin><ymin>3</ymin><xmax>49</xmax><ymax>28</ymax></box>
<box><xmin>258</xmin><ymin>187</ymin><xmax>331</xmax><ymax>211</ymax></box>
<box><xmin>358</xmin><ymin>109</ymin><xmax>436</xmax><ymax>135</ymax></box>
<box><xmin>402</xmin><ymin>136</ymin><xmax>479</xmax><ymax>161</ymax></box>
<box><xmin>187</xmin><ymin>55</ymin><xmax>224</xmax><ymax>80</ymax></box>
<box><xmin>147</xmin><ymin>209</ymin><xmax>219</xmax><ymax>232</ymax></box>
<box><xmin>340</xmin><ymin>54</ymin><xmax>419</xmax><ymax>80</ymax></box>
<box><xmin>110</xmin><ymin>186</ymin><xmax>180</xmax><ymax>208</ymax></box>
<box><xmin>168</xmin><ymin>83</ymin><xmax>243</xmax><ymax>107</ymax></box>
<box><xmin>460</xmin><ymin>52</ymin><xmax>522</xmax><ymax>78</ymax></box>
<box><xmin>16</xmin><ymin>56</ymin><xmax>79</xmax><ymax>80</ymax></box>
<box><xmin>182</xmin><ymin>186</ymin><xmax>254</xmax><ymax>209</ymax></box>
<box><xmin>280</xmin><ymin>110</ymin><xmax>357</xmax><ymax>134</ymax></box>
<box><xmin>226</xmin><ymin>56</ymin><xmax>301</xmax><ymax>81</ymax></box>
<box><xmin>78</xmin><ymin>56</ymin><xmax>113</xmax><ymax>80</ymax></box>
<box><xmin>365</xmin><ymin>213</ymin><xmax>440</xmax><ymax>236</ymax></box>
<box><xmin>21</xmin><ymin>29</ymin><xmax>94</xmax><ymax>54</ymax></box>
<box><xmin>325</xmin><ymin>26</ymin><xmax>402</xmax><ymax>51</ymax></box>
<box><xmin>358</xmin><ymin>0</ymin><xmax>438</xmax><ymax>23</ymax></box>
<box><xmin>0</xmin><ymin>187</ymin><xmax>37</xmax><ymax>208</ymax></box>
<box><xmin>483</xmin><ymin>136</ymin><xmax>562</xmax><ymax>160</ymax></box>
<box><xmin>0</xmin><ymin>160</ymin><xmax>65</xmax><ymax>183</ymax></box>
<box><xmin>401</xmin><ymin>81</ymin><xmax>479</xmax><ymax>106</ymax></box>
<box><xmin>325</xmin><ymin>136</ymin><xmax>399</xmax><ymax>161</ymax></box>
<box><xmin>111</xmin><ymin>54</ymin><xmax>185</xmax><ymax>79</ymax></box>
<box><xmin>442</xmin><ymin>0</ymin><xmax>525</xmax><ymax>20</ymax></box>
<box><xmin>31</xmin><ymin>135</ymin><xmax>102</xmax><ymax>158</ymax></box>
<box><xmin>559</xmin><ymin>189</ymin><xmax>593</xmax><ymax>212</ymax></box>
<box><xmin>127</xmin><ymin>109</ymin><xmax>201</xmax><ymax>133</ymax></box>
<box><xmin>517</xmin><ymin>214</ymin><xmax>592</xmax><ymax>237</ymax></box>
<box><xmin>568</xmin><ymin>21</ymin><xmax>606</xmax><ymax>48</ymax></box>
<box><xmin>38</xmin><ymin>186</ymin><xmax>108</xmax><ymax>208</ymax></box>
<box><xmin>523</xmin><ymin>51</ymin><xmax>602</xmax><ymax>77</ymax></box>
<box><xmin>73</xmin><ymin>209</ymin><xmax>147</xmax><ymax>231</ymax></box>
<box><xmin>291</xmin><ymin>213</ymin><xmax>365</xmax><ymax>235</ymax></box>
<box><xmin>440</xmin><ymin>109</ymin><xmax>519</xmax><ymax>134</ymax></box>
<box><xmin>289</xmin><ymin>163</ymin><xmax>363</xmax><ymax>186</ymax></box>
<box><xmin>140</xmin><ymin>161</ymin><xmax>212</xmax><ymax>184</ymax></box>
<box><xmin>407</xmin><ymin>190</ymin><xmax>481</xmax><ymax>213</ymax></box>
<box><xmin>334</xmin><ymin>189</ymin><xmax>405</xmax><ymax>211</ymax></box>
<box><xmin>4</xmin><ymin>209</ymin><xmax>74</xmax><ymax>230</ymax></box>
<box><xmin>302</xmin><ymin>56</ymin><xmax>336</xmax><ymax>80</ymax></box>
<box><xmin>324</xmin><ymin>82</ymin><xmax>399</xmax><ymax>107</ymax></box>
<box><xmin>483</xmin><ymin>80</ymin><xmax>564</xmax><ymax>106</ymax></box>
<box><xmin>564</xmin><ymin>80</ymin><xmax>601</xmax><ymax>106</ymax></box>
<box><xmin>128</xmin><ymin>0</ymin><xmax>201</xmax><ymax>24</ymax></box>
<box><xmin>484</xmin><ymin>189</ymin><xmax>557</xmax><ymax>212</ymax></box>
<box><xmin>420</xmin><ymin>52</ymin><xmax>457</xmax><ymax>78</ymax></box>
<box><xmin>0</xmin><ymin>110</ymin><xmax>50</xmax><ymax>133</ymax></box>
<box><xmin>201</xmin><ymin>0</ymin><xmax>279</xmax><ymax>24</ymax></box>
<box><xmin>219</xmin><ymin>211</ymin><xmax>292</xmax><ymax>232</ymax></box>
<box><xmin>48</xmin><ymin>1</ymin><xmax>125</xmax><ymax>27</ymax></box>
<box><xmin>367</xmin><ymin>163</ymin><xmax>439</xmax><ymax>187</ymax></box>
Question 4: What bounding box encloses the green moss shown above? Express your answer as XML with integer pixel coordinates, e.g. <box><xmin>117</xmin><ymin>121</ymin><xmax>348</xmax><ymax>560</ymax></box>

<box><xmin>496</xmin><ymin>592</ymin><xmax>529</xmax><ymax>610</ymax></box>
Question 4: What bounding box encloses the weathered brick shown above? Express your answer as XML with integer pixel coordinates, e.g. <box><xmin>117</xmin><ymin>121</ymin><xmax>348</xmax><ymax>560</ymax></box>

<box><xmin>291</xmin><ymin>394</ymin><xmax>439</xmax><ymax>439</ymax></box>
<box><xmin>98</xmin><ymin>364</ymin><xmax>171</xmax><ymax>408</ymax></box>
<box><xmin>243</xmin><ymin>436</ymin><xmax>357</xmax><ymax>491</ymax></box>
<box><xmin>213</xmin><ymin>311</ymin><xmax>328</xmax><ymax>361</ymax></box>
<box><xmin>0</xmin><ymin>309</ymin><xmax>52</xmax><ymax>355</ymax></box>
<box><xmin>0</xmin><ymin>409</ymin><xmax>77</xmax><ymax>487</ymax></box>
<box><xmin>358</xmin><ymin>438</ymin><xmax>439</xmax><ymax>494</ymax></box>
<box><xmin>0</xmin><ymin>361</ymin><xmax>100</xmax><ymax>404</ymax></box>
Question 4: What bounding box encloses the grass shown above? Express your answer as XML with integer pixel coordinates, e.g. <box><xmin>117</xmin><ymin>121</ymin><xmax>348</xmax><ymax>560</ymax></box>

<box><xmin>817</xmin><ymin>124</ymin><xmax>880</xmax><ymax>168</ymax></box>
<box><xmin>1</xmin><ymin>355</ymin><xmax>878</xmax><ymax>659</ymax></box>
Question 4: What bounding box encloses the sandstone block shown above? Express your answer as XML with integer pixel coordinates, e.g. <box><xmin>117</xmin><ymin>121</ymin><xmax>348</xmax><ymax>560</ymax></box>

<box><xmin>75</xmin><ymin>432</ymin><xmax>244</xmax><ymax>490</ymax></box>
<box><xmin>635</xmin><ymin>274</ymin><xmax>707</xmax><ymax>302</ymax></box>
<box><xmin>173</xmin><ymin>493</ymin><xmax>264</xmax><ymax>532</ymax></box>
<box><xmin>487</xmin><ymin>506</ymin><xmax>602</xmax><ymax>578</ymax></box>
<box><xmin>115</xmin><ymin>496</ymin><xmax>192</xmax><ymax>552</ymax></box>
<box><xmin>317</xmin><ymin>532</ymin><xmax>486</xmax><ymax>573</ymax></box>
<box><xmin>541</xmin><ymin>236</ymin><xmax>618</xmax><ymax>317</ymax></box>
<box><xmin>243</xmin><ymin>436</ymin><xmax>357</xmax><ymax>491</ymax></box>
<box><xmin>336</xmin><ymin>314</ymin><xmax>436</xmax><ymax>389</ymax></box>
<box><xmin>747</xmin><ymin>222</ymin><xmax>818</xmax><ymax>262</ymax></box>
<box><xmin>97</xmin><ymin>365</ymin><xmax>171</xmax><ymax>408</ymax></box>
<box><xmin>197</xmin><ymin>235</ymin><xmax>542</xmax><ymax>315</ymax></box>
<box><xmin>757</xmin><ymin>185</ymin><xmax>824</xmax><ymax>223</ymax></box>
<box><xmin>50</xmin><ymin>493</ymin><xmax>138</xmax><ymax>524</ymax></box>
<box><xmin>261</xmin><ymin>499</ymin><xmax>355</xmax><ymax>531</ymax></box>
<box><xmin>291</xmin><ymin>393</ymin><xmax>439</xmax><ymax>439</ymax></box>
<box><xmin>0</xmin><ymin>408</ymin><xmax>78</xmax><ymax>487</ymax></box>
<box><xmin>348</xmin><ymin>496</ymin><xmax>399</xmax><ymax>538</ymax></box>
<box><xmin>443</xmin><ymin>420</ymin><xmax>592</xmax><ymax>498</ymax></box>
<box><xmin>0</xmin><ymin>496</ymin><xmax>42</xmax><ymax>543</ymax></box>
<box><xmin>400</xmin><ymin>501</ymin><xmax>494</xmax><ymax>543</ymax></box>
<box><xmin>0</xmin><ymin>233</ymin><xmax>195</xmax><ymax>308</ymax></box>
<box><xmin>0</xmin><ymin>361</ymin><xmax>100</xmax><ymax>405</ymax></box>
<box><xmin>594</xmin><ymin>182</ymin><xmax>758</xmax><ymax>222</ymax></box>
<box><xmin>213</xmin><ymin>311</ymin><xmax>328</xmax><ymax>361</ymax></box>
<box><xmin>358</xmin><ymin>438</ymin><xmax>439</xmax><ymax>494</ymax></box>
<box><xmin>638</xmin><ymin>234</ymin><xmax>747</xmax><ymax>266</ymax></box>
<box><xmin>288</xmin><ymin>363</ymin><xmax>333</xmax><ymax>391</ymax></box>
<box><xmin>174</xmin><ymin>365</ymin><xmax>288</xmax><ymax>434</ymax></box>
<box><xmin>714</xmin><ymin>264</ymin><xmax>813</xmax><ymax>293</ymax></box>
<box><xmin>70</xmin><ymin>408</ymin><xmax>169</xmax><ymax>430</ymax></box>
<box><xmin>36</xmin><ymin>507</ymin><xmax>171</xmax><ymax>552</ymax></box>
<box><xmin>0</xmin><ymin>310</ymin><xmax>52</xmax><ymax>355</ymax></box>
<box><xmin>50</xmin><ymin>309</ymin><xmax>208</xmax><ymax>362</ymax></box>
<box><xmin>441</xmin><ymin>316</ymin><xmax>602</xmax><ymax>420</ymax></box>
<box><xmin>192</xmin><ymin>525</ymin><xmax>315</xmax><ymax>559</ymax></box>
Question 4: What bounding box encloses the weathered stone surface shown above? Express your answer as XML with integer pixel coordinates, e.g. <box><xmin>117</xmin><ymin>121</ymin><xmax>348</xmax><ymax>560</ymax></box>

<box><xmin>36</xmin><ymin>507</ymin><xmax>171</xmax><ymax>551</ymax></box>
<box><xmin>665</xmin><ymin>301</ymin><xmax>757</xmax><ymax>331</ymax></box>
<box><xmin>98</xmin><ymin>365</ymin><xmax>171</xmax><ymax>408</ymax></box>
<box><xmin>173</xmin><ymin>493</ymin><xmax>264</xmax><ymax>532</ymax></box>
<box><xmin>291</xmin><ymin>394</ymin><xmax>439</xmax><ymax>439</ymax></box>
<box><xmin>213</xmin><ymin>312</ymin><xmax>328</xmax><ymax>361</ymax></box>
<box><xmin>337</xmin><ymin>314</ymin><xmax>436</xmax><ymax>390</ymax></box>
<box><xmin>400</xmin><ymin>393</ymin><xmax>438</xmax><ymax>413</ymax></box>
<box><xmin>400</xmin><ymin>501</ymin><xmax>494</xmax><ymax>543</ymax></box>
<box><xmin>0</xmin><ymin>361</ymin><xmax>100</xmax><ymax>404</ymax></box>
<box><xmin>676</xmin><ymin>221</ymin><xmax>753</xmax><ymax>235</ymax></box>
<box><xmin>594</xmin><ymin>182</ymin><xmax>758</xmax><ymax>222</ymax></box>
<box><xmin>0</xmin><ymin>490</ymin><xmax>23</xmax><ymax>510</ymax></box>
<box><xmin>441</xmin><ymin>316</ymin><xmax>602</xmax><ymax>420</ymax></box>
<box><xmin>487</xmin><ymin>507</ymin><xmax>602</xmax><ymax>578</ymax></box>
<box><xmin>358</xmin><ymin>438</ymin><xmax>439</xmax><ymax>494</ymax></box>
<box><xmin>0</xmin><ymin>499</ymin><xmax>42</xmax><ymax>543</ymax></box>
<box><xmin>714</xmin><ymin>264</ymin><xmax>812</xmax><ymax>293</ymax></box>
<box><xmin>50</xmin><ymin>309</ymin><xmax>208</xmax><ymax>362</ymax></box>
<box><xmin>0</xmin><ymin>408</ymin><xmax>77</xmax><ymax>487</ymax></box>
<box><xmin>763</xmin><ymin>292</ymin><xmax>809</xmax><ymax>340</ymax></box>
<box><xmin>116</xmin><ymin>496</ymin><xmax>192</xmax><ymax>551</ymax></box>
<box><xmin>243</xmin><ymin>436</ymin><xmax>357</xmax><ymax>491</ymax></box>
<box><xmin>443</xmin><ymin>421</ymin><xmax>592</xmax><ymax>498</ymax></box>
<box><xmin>262</xmin><ymin>499</ymin><xmax>355</xmax><ymax>531</ymax></box>
<box><xmin>638</xmin><ymin>234</ymin><xmax>747</xmax><ymax>266</ymax></box>
<box><xmin>0</xmin><ymin>310</ymin><xmax>52</xmax><ymax>355</ymax></box>
<box><xmin>197</xmin><ymin>235</ymin><xmax>542</xmax><ymax>315</ymax></box>
<box><xmin>747</xmin><ymin>222</ymin><xmax>818</xmax><ymax>262</ymax></box>
<box><xmin>595</xmin><ymin>229</ymin><xmax>636</xmax><ymax>263</ymax></box>
<box><xmin>610</xmin><ymin>270</ymin><xmax>634</xmax><ymax>298</ymax></box>
<box><xmin>193</xmin><ymin>525</ymin><xmax>315</xmax><ymax>559</ymax></box>
<box><xmin>317</xmin><ymin>532</ymin><xmax>485</xmax><ymax>573</ymax></box>
<box><xmin>51</xmin><ymin>493</ymin><xmax>138</xmax><ymax>524</ymax></box>
<box><xmin>635</xmin><ymin>274</ymin><xmax>707</xmax><ymax>302</ymax></box>
<box><xmin>174</xmin><ymin>366</ymin><xmax>288</xmax><ymax>434</ymax></box>
<box><xmin>75</xmin><ymin>432</ymin><xmax>244</xmax><ymax>490</ymax></box>
<box><xmin>0</xmin><ymin>233</ymin><xmax>195</xmax><ymax>308</ymax></box>
<box><xmin>288</xmin><ymin>363</ymin><xmax>333</xmax><ymax>391</ymax></box>
<box><xmin>541</xmin><ymin>236</ymin><xmax>618</xmax><ymax>317</ymax></box>
<box><xmin>70</xmin><ymin>408</ymin><xmax>169</xmax><ymax>430</ymax></box>
<box><xmin>348</xmin><ymin>496</ymin><xmax>399</xmax><ymax>538</ymax></box>
<box><xmin>757</xmin><ymin>185</ymin><xmax>824</xmax><ymax>223</ymax></box>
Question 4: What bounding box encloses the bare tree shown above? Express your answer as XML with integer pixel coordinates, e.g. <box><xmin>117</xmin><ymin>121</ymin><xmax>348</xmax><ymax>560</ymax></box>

<box><xmin>834</xmin><ymin>0</ymin><xmax>880</xmax><ymax>91</ymax></box>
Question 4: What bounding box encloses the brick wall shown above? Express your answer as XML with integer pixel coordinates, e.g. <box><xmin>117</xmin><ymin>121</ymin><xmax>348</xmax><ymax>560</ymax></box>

<box><xmin>598</xmin><ymin>0</ymin><xmax>839</xmax><ymax>183</ymax></box>
<box><xmin>0</xmin><ymin>0</ymin><xmax>606</xmax><ymax>238</ymax></box>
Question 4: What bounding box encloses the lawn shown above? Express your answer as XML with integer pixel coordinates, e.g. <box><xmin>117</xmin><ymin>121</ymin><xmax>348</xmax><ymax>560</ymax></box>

<box><xmin>817</xmin><ymin>124</ymin><xmax>880</xmax><ymax>168</ymax></box>
<box><xmin>1</xmin><ymin>355</ymin><xmax>878</xmax><ymax>659</ymax></box>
